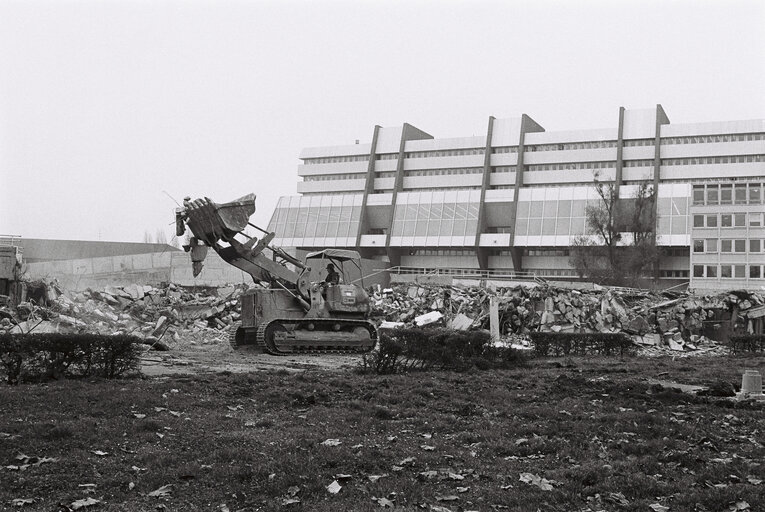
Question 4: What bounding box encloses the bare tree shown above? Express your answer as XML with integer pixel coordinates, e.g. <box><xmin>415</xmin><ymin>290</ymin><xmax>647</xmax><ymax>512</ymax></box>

<box><xmin>143</xmin><ymin>230</ymin><xmax>153</xmax><ymax>244</ymax></box>
<box><xmin>155</xmin><ymin>229</ymin><xmax>168</xmax><ymax>245</ymax></box>
<box><xmin>569</xmin><ymin>175</ymin><xmax>658</xmax><ymax>286</ymax></box>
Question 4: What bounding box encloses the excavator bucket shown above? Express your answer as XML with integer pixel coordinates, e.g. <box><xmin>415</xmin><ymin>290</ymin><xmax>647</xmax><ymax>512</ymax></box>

<box><xmin>182</xmin><ymin>194</ymin><xmax>256</xmax><ymax>245</ymax></box>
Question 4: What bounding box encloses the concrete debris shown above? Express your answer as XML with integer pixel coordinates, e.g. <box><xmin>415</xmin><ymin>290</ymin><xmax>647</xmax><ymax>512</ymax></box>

<box><xmin>0</xmin><ymin>279</ymin><xmax>249</xmax><ymax>351</ymax></box>
<box><xmin>369</xmin><ymin>283</ymin><xmax>765</xmax><ymax>356</ymax></box>
<box><xmin>414</xmin><ymin>311</ymin><xmax>443</xmax><ymax>327</ymax></box>
<box><xmin>1</xmin><ymin>278</ymin><xmax>762</xmax><ymax>358</ymax></box>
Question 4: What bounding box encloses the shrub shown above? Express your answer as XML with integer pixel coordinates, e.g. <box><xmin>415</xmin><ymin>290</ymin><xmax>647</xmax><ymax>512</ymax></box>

<box><xmin>529</xmin><ymin>332</ymin><xmax>635</xmax><ymax>357</ymax></box>
<box><xmin>728</xmin><ymin>335</ymin><xmax>765</xmax><ymax>354</ymax></box>
<box><xmin>0</xmin><ymin>333</ymin><xmax>141</xmax><ymax>384</ymax></box>
<box><xmin>362</xmin><ymin>328</ymin><xmax>526</xmax><ymax>374</ymax></box>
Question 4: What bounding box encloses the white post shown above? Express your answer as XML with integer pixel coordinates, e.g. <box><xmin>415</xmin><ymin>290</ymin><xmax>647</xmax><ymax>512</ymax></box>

<box><xmin>490</xmin><ymin>296</ymin><xmax>500</xmax><ymax>342</ymax></box>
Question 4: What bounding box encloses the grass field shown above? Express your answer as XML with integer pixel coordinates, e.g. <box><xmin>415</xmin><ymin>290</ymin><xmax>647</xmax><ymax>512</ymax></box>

<box><xmin>2</xmin><ymin>355</ymin><xmax>764</xmax><ymax>511</ymax></box>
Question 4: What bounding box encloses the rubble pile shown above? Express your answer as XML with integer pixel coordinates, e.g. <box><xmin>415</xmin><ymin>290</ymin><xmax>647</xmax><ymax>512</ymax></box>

<box><xmin>1</xmin><ymin>278</ymin><xmax>762</xmax><ymax>357</ymax></box>
<box><xmin>0</xmin><ymin>281</ymin><xmax>248</xmax><ymax>350</ymax></box>
<box><xmin>370</xmin><ymin>283</ymin><xmax>765</xmax><ymax>356</ymax></box>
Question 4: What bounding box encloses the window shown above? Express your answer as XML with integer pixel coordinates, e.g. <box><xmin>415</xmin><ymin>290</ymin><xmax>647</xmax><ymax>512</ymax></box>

<box><xmin>693</xmin><ymin>215</ymin><xmax>705</xmax><ymax>228</ymax></box>
<box><xmin>706</xmin><ymin>239</ymin><xmax>718</xmax><ymax>253</ymax></box>
<box><xmin>720</xmin><ymin>265</ymin><xmax>732</xmax><ymax>278</ymax></box>
<box><xmin>693</xmin><ymin>265</ymin><xmax>704</xmax><ymax>277</ymax></box>
<box><xmin>735</xmin><ymin>239</ymin><xmax>746</xmax><ymax>253</ymax></box>
<box><xmin>706</xmin><ymin>265</ymin><xmax>717</xmax><ymax>278</ymax></box>
<box><xmin>735</xmin><ymin>265</ymin><xmax>746</xmax><ymax>278</ymax></box>
<box><xmin>720</xmin><ymin>185</ymin><xmax>732</xmax><ymax>204</ymax></box>
<box><xmin>751</xmin><ymin>266</ymin><xmax>762</xmax><ymax>279</ymax></box>
<box><xmin>721</xmin><ymin>240</ymin><xmax>732</xmax><ymax>252</ymax></box>
<box><xmin>693</xmin><ymin>186</ymin><xmax>705</xmax><ymax>205</ymax></box>
<box><xmin>734</xmin><ymin>213</ymin><xmax>746</xmax><ymax>227</ymax></box>
<box><xmin>721</xmin><ymin>214</ymin><xmax>732</xmax><ymax>227</ymax></box>
<box><xmin>749</xmin><ymin>213</ymin><xmax>763</xmax><ymax>227</ymax></box>
<box><xmin>706</xmin><ymin>215</ymin><xmax>718</xmax><ymax>228</ymax></box>
<box><xmin>751</xmin><ymin>240</ymin><xmax>762</xmax><ymax>253</ymax></box>
<box><xmin>750</xmin><ymin>184</ymin><xmax>762</xmax><ymax>204</ymax></box>
<box><xmin>734</xmin><ymin>185</ymin><xmax>747</xmax><ymax>205</ymax></box>
<box><xmin>706</xmin><ymin>186</ymin><xmax>719</xmax><ymax>205</ymax></box>
<box><xmin>693</xmin><ymin>240</ymin><xmax>704</xmax><ymax>253</ymax></box>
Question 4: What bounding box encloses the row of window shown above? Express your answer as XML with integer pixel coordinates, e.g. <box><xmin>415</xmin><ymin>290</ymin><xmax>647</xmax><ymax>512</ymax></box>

<box><xmin>268</xmin><ymin>205</ymin><xmax>362</xmax><ymax>239</ymax></box>
<box><xmin>408</xmin><ymin>249</ymin><xmax>475</xmax><ymax>256</ymax></box>
<box><xmin>406</xmin><ymin>148</ymin><xmax>485</xmax><ymax>159</ymax></box>
<box><xmin>303</xmin><ymin>173</ymin><xmax>365</xmax><ymax>182</ymax></box>
<box><xmin>527</xmin><ymin>161</ymin><xmax>616</xmax><ymax>172</ymax></box>
<box><xmin>527</xmin><ymin>140</ymin><xmax>617</xmax><ymax>152</ymax></box>
<box><xmin>665</xmin><ymin>247</ymin><xmax>690</xmax><ymax>257</ymax></box>
<box><xmin>407</xmin><ymin>167</ymin><xmax>483</xmax><ymax>177</ymax></box>
<box><xmin>693</xmin><ymin>239</ymin><xmax>765</xmax><ymax>254</ymax></box>
<box><xmin>523</xmin><ymin>248</ymin><xmax>570</xmax><ymax>256</ymax></box>
<box><xmin>693</xmin><ymin>212</ymin><xmax>764</xmax><ymax>229</ymax></box>
<box><xmin>404</xmin><ymin>187</ymin><xmax>481</xmax><ymax>192</ymax></box>
<box><xmin>660</xmin><ymin>269</ymin><xmax>690</xmax><ymax>278</ymax></box>
<box><xmin>301</xmin><ymin>191</ymin><xmax>358</xmax><ymax>196</ymax></box>
<box><xmin>663</xmin><ymin>154</ymin><xmax>763</xmax><ymax>166</ymax></box>
<box><xmin>623</xmin><ymin>139</ymin><xmax>656</xmax><ymax>147</ymax></box>
<box><xmin>692</xmin><ymin>182</ymin><xmax>764</xmax><ymax>205</ymax></box>
<box><xmin>530</xmin><ymin>268</ymin><xmax>578</xmax><ymax>277</ymax></box>
<box><xmin>300</xmin><ymin>133</ymin><xmax>764</xmax><ymax>165</ymax></box>
<box><xmin>693</xmin><ymin>264</ymin><xmax>765</xmax><ymax>279</ymax></box>
<box><xmin>303</xmin><ymin>155</ymin><xmax>369</xmax><ymax>165</ymax></box>
<box><xmin>662</xmin><ymin>133</ymin><xmax>765</xmax><ymax>145</ymax></box>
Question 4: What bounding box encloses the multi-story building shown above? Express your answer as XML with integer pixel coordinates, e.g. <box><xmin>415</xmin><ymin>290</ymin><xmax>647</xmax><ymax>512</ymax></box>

<box><xmin>267</xmin><ymin>105</ymin><xmax>765</xmax><ymax>290</ymax></box>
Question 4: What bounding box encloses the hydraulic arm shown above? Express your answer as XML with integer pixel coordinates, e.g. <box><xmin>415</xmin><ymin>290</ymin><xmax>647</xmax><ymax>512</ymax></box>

<box><xmin>176</xmin><ymin>195</ymin><xmax>311</xmax><ymax>305</ymax></box>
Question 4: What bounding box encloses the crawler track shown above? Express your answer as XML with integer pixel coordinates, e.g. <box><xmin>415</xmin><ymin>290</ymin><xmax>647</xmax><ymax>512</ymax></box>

<box><xmin>256</xmin><ymin>318</ymin><xmax>377</xmax><ymax>355</ymax></box>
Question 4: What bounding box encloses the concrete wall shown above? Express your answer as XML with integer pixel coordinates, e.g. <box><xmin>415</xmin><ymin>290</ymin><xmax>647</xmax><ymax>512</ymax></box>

<box><xmin>26</xmin><ymin>249</ymin><xmax>391</xmax><ymax>291</ymax></box>
<box><xmin>25</xmin><ymin>251</ymin><xmax>253</xmax><ymax>290</ymax></box>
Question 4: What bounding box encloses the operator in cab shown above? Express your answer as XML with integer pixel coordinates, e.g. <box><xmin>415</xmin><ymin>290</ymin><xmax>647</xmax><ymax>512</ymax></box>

<box><xmin>325</xmin><ymin>263</ymin><xmax>340</xmax><ymax>285</ymax></box>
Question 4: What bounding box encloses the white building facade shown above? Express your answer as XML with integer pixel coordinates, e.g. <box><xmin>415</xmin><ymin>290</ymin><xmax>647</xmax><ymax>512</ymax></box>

<box><xmin>267</xmin><ymin>106</ymin><xmax>765</xmax><ymax>290</ymax></box>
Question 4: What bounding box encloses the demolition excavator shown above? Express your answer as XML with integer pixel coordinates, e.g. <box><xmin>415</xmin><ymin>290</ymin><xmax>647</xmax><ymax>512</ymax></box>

<box><xmin>175</xmin><ymin>194</ymin><xmax>377</xmax><ymax>355</ymax></box>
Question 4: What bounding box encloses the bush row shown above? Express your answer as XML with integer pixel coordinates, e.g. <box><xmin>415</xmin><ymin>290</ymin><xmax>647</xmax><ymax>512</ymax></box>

<box><xmin>362</xmin><ymin>328</ymin><xmax>526</xmax><ymax>374</ymax></box>
<box><xmin>0</xmin><ymin>333</ymin><xmax>141</xmax><ymax>384</ymax></box>
<box><xmin>728</xmin><ymin>335</ymin><xmax>765</xmax><ymax>354</ymax></box>
<box><xmin>530</xmin><ymin>332</ymin><xmax>635</xmax><ymax>357</ymax></box>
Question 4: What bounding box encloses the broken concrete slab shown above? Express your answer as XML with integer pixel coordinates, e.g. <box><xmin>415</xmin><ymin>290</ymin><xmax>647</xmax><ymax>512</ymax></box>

<box><xmin>449</xmin><ymin>313</ymin><xmax>473</xmax><ymax>331</ymax></box>
<box><xmin>414</xmin><ymin>310</ymin><xmax>443</xmax><ymax>327</ymax></box>
<box><xmin>122</xmin><ymin>283</ymin><xmax>144</xmax><ymax>300</ymax></box>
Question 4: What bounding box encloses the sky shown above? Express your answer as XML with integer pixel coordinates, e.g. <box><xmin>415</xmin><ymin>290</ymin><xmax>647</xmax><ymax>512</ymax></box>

<box><xmin>1</xmin><ymin>0</ymin><xmax>764</xmax><ymax>244</ymax></box>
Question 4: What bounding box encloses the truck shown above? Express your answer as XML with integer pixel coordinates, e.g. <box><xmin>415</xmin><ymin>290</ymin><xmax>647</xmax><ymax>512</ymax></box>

<box><xmin>175</xmin><ymin>194</ymin><xmax>377</xmax><ymax>355</ymax></box>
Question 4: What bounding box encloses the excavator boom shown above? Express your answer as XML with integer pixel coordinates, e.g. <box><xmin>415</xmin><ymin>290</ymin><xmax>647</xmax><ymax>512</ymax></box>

<box><xmin>176</xmin><ymin>194</ymin><xmax>309</xmax><ymax>300</ymax></box>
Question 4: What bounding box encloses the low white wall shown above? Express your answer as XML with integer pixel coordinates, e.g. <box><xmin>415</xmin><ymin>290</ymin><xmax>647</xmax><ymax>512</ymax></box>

<box><xmin>25</xmin><ymin>250</ymin><xmax>252</xmax><ymax>290</ymax></box>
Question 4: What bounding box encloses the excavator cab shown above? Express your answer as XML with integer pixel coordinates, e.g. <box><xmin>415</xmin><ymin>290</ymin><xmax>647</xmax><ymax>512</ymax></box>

<box><xmin>304</xmin><ymin>249</ymin><xmax>371</xmax><ymax>317</ymax></box>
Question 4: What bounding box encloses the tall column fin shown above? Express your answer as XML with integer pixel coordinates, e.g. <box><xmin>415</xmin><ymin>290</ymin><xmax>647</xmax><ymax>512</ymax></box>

<box><xmin>355</xmin><ymin>125</ymin><xmax>381</xmax><ymax>249</ymax></box>
<box><xmin>614</xmin><ymin>106</ymin><xmax>626</xmax><ymax>198</ymax></box>
<box><xmin>652</xmin><ymin>104</ymin><xmax>670</xmax><ymax>281</ymax></box>
<box><xmin>475</xmin><ymin>116</ymin><xmax>495</xmax><ymax>270</ymax></box>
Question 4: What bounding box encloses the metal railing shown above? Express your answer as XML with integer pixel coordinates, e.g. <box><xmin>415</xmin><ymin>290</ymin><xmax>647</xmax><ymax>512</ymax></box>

<box><xmin>386</xmin><ymin>266</ymin><xmax>546</xmax><ymax>283</ymax></box>
<box><xmin>0</xmin><ymin>235</ymin><xmax>22</xmax><ymax>247</ymax></box>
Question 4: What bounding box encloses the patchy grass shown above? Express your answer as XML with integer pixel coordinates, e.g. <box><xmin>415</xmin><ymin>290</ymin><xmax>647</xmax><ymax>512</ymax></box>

<box><xmin>1</xmin><ymin>356</ymin><xmax>764</xmax><ymax>511</ymax></box>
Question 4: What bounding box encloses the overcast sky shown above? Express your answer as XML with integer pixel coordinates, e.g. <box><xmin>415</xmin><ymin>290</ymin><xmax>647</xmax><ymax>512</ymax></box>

<box><xmin>1</xmin><ymin>0</ymin><xmax>764</xmax><ymax>244</ymax></box>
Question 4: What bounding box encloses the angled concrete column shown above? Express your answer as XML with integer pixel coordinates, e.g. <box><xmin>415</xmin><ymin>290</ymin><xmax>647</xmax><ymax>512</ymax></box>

<box><xmin>614</xmin><ymin>106</ymin><xmax>626</xmax><ymax>198</ymax></box>
<box><xmin>652</xmin><ymin>104</ymin><xmax>671</xmax><ymax>281</ymax></box>
<box><xmin>474</xmin><ymin>116</ymin><xmax>495</xmax><ymax>270</ymax></box>
<box><xmin>385</xmin><ymin>123</ymin><xmax>432</xmax><ymax>265</ymax></box>
<box><xmin>508</xmin><ymin>114</ymin><xmax>544</xmax><ymax>272</ymax></box>
<box><xmin>355</xmin><ymin>125</ymin><xmax>381</xmax><ymax>249</ymax></box>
